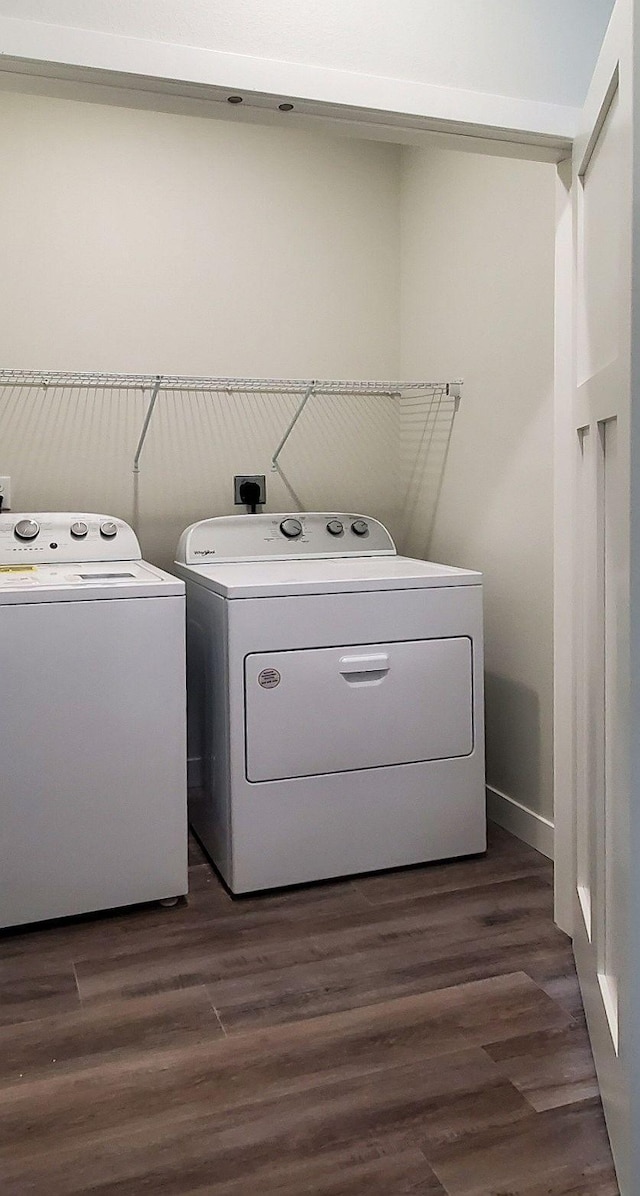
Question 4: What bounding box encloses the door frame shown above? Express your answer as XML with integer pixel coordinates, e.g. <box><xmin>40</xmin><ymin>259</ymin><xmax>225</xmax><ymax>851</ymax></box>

<box><xmin>553</xmin><ymin>4</ymin><xmax>640</xmax><ymax>1187</ymax></box>
<box><xmin>551</xmin><ymin>0</ymin><xmax>627</xmax><ymax>944</ymax></box>
<box><xmin>553</xmin><ymin>156</ymin><xmax>575</xmax><ymax>936</ymax></box>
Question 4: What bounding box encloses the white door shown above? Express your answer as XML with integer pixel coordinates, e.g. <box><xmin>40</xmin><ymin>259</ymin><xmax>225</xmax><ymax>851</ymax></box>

<box><xmin>245</xmin><ymin>637</ymin><xmax>474</xmax><ymax>781</ymax></box>
<box><xmin>561</xmin><ymin>0</ymin><xmax>640</xmax><ymax>1188</ymax></box>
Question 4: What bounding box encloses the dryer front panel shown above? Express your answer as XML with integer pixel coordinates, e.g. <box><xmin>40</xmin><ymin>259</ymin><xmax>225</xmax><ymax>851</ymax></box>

<box><xmin>244</xmin><ymin>637</ymin><xmax>473</xmax><ymax>782</ymax></box>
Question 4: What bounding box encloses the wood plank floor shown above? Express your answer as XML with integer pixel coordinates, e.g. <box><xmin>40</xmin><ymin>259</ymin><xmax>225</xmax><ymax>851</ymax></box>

<box><xmin>0</xmin><ymin>823</ymin><xmax>618</xmax><ymax>1194</ymax></box>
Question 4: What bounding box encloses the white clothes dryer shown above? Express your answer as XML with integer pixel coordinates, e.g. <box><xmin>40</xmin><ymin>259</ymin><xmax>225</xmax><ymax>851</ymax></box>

<box><xmin>0</xmin><ymin>513</ymin><xmax>188</xmax><ymax>928</ymax></box>
<box><xmin>175</xmin><ymin>512</ymin><xmax>485</xmax><ymax>893</ymax></box>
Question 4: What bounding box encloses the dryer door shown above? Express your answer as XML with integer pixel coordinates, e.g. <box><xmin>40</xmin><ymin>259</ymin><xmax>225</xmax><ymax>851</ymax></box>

<box><xmin>244</xmin><ymin>637</ymin><xmax>473</xmax><ymax>782</ymax></box>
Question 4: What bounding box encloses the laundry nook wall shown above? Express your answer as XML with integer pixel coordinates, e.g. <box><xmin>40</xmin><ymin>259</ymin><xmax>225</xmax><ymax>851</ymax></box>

<box><xmin>400</xmin><ymin>146</ymin><xmax>555</xmax><ymax>837</ymax></box>
<box><xmin>0</xmin><ymin>81</ymin><xmax>556</xmax><ymax>848</ymax></box>
<box><xmin>0</xmin><ymin>89</ymin><xmax>401</xmax><ymax>566</ymax></box>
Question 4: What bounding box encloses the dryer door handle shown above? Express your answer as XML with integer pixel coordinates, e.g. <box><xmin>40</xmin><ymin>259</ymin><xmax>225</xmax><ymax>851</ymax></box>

<box><xmin>339</xmin><ymin>653</ymin><xmax>390</xmax><ymax>685</ymax></box>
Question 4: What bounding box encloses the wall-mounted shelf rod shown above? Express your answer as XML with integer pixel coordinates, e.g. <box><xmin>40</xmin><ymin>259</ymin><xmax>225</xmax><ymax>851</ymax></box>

<box><xmin>0</xmin><ymin>370</ymin><xmax>458</xmax><ymax>395</ymax></box>
<box><xmin>0</xmin><ymin>371</ymin><xmax>463</xmax><ymax>478</ymax></box>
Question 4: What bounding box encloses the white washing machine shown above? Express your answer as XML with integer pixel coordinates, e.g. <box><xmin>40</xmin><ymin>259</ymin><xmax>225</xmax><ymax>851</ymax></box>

<box><xmin>175</xmin><ymin>512</ymin><xmax>485</xmax><ymax>893</ymax></box>
<box><xmin>0</xmin><ymin>513</ymin><xmax>188</xmax><ymax>929</ymax></box>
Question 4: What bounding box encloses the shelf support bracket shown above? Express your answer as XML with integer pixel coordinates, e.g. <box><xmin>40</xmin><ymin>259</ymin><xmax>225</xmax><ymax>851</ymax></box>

<box><xmin>133</xmin><ymin>375</ymin><xmax>163</xmax><ymax>474</ymax></box>
<box><xmin>271</xmin><ymin>381</ymin><xmax>317</xmax><ymax>472</ymax></box>
<box><xmin>446</xmin><ymin>381</ymin><xmax>462</xmax><ymax>412</ymax></box>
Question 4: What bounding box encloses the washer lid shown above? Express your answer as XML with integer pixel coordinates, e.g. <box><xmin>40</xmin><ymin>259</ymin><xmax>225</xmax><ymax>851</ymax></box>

<box><xmin>174</xmin><ymin>555</ymin><xmax>481</xmax><ymax>598</ymax></box>
<box><xmin>0</xmin><ymin>560</ymin><xmax>184</xmax><ymax>604</ymax></box>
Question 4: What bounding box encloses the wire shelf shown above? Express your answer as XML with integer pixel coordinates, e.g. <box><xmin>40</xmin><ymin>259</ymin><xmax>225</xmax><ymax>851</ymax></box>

<box><xmin>0</xmin><ymin>370</ymin><xmax>457</xmax><ymax>397</ymax></box>
<box><xmin>0</xmin><ymin>370</ymin><xmax>462</xmax><ymax>559</ymax></box>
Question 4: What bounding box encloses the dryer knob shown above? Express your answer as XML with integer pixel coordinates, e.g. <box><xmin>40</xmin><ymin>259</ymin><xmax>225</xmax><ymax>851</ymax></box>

<box><xmin>100</xmin><ymin>521</ymin><xmax>118</xmax><ymax>538</ymax></box>
<box><xmin>327</xmin><ymin>520</ymin><xmax>344</xmax><ymax>536</ymax></box>
<box><xmin>351</xmin><ymin>519</ymin><xmax>369</xmax><ymax>537</ymax></box>
<box><xmin>14</xmin><ymin>519</ymin><xmax>39</xmax><ymax>540</ymax></box>
<box><xmin>70</xmin><ymin>521</ymin><xmax>88</xmax><ymax>538</ymax></box>
<box><xmin>280</xmin><ymin>518</ymin><xmax>303</xmax><ymax>539</ymax></box>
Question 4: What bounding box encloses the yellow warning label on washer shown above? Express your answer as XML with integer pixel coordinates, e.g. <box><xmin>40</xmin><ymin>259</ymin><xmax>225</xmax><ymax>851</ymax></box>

<box><xmin>0</xmin><ymin>565</ymin><xmax>38</xmax><ymax>573</ymax></box>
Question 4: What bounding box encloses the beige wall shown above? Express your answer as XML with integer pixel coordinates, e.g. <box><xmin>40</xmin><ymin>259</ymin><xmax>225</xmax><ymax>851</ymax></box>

<box><xmin>400</xmin><ymin>147</ymin><xmax>556</xmax><ymax>827</ymax></box>
<box><xmin>0</xmin><ymin>91</ymin><xmax>401</xmax><ymax>566</ymax></box>
<box><xmin>0</xmin><ymin>89</ymin><xmax>557</xmax><ymax>836</ymax></box>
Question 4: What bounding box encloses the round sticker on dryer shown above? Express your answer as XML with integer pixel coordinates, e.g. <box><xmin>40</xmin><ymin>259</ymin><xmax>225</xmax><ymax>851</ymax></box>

<box><xmin>258</xmin><ymin>668</ymin><xmax>281</xmax><ymax>689</ymax></box>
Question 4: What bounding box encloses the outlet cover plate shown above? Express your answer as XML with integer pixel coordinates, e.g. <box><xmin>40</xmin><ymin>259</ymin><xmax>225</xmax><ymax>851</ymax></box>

<box><xmin>234</xmin><ymin>475</ymin><xmax>266</xmax><ymax>506</ymax></box>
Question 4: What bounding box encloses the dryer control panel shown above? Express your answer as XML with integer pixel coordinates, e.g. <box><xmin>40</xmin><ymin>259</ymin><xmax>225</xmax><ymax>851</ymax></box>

<box><xmin>0</xmin><ymin>514</ymin><xmax>141</xmax><ymax>564</ymax></box>
<box><xmin>177</xmin><ymin>513</ymin><xmax>396</xmax><ymax>564</ymax></box>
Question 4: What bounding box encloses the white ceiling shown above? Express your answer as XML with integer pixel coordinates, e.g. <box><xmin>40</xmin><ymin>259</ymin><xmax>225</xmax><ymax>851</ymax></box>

<box><xmin>0</xmin><ymin>0</ymin><xmax>615</xmax><ymax>109</ymax></box>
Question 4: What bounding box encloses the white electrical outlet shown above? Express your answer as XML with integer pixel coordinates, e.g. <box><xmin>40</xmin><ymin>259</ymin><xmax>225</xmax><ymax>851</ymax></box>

<box><xmin>0</xmin><ymin>477</ymin><xmax>11</xmax><ymax>510</ymax></box>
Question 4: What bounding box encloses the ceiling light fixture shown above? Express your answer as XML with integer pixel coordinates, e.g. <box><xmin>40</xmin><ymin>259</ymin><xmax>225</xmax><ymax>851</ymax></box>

<box><xmin>278</xmin><ymin>102</ymin><xmax>294</xmax><ymax>112</ymax></box>
<box><xmin>227</xmin><ymin>95</ymin><xmax>243</xmax><ymax>104</ymax></box>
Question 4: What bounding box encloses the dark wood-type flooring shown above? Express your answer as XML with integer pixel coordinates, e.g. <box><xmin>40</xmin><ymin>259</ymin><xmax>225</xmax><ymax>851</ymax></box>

<box><xmin>0</xmin><ymin>822</ymin><xmax>618</xmax><ymax>1194</ymax></box>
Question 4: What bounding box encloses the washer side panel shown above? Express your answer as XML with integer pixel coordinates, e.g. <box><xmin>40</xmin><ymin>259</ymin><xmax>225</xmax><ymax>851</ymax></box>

<box><xmin>0</xmin><ymin>595</ymin><xmax>187</xmax><ymax>926</ymax></box>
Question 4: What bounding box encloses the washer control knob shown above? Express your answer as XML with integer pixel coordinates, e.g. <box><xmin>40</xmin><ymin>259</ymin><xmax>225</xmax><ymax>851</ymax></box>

<box><xmin>14</xmin><ymin>519</ymin><xmax>39</xmax><ymax>540</ymax></box>
<box><xmin>351</xmin><ymin>519</ymin><xmax>369</xmax><ymax>537</ymax></box>
<box><xmin>327</xmin><ymin>520</ymin><xmax>344</xmax><ymax>536</ymax></box>
<box><xmin>70</xmin><ymin>521</ymin><xmax>88</xmax><ymax>538</ymax></box>
<box><xmin>100</xmin><ymin>521</ymin><xmax>118</xmax><ymax>538</ymax></box>
<box><xmin>280</xmin><ymin>518</ymin><xmax>303</xmax><ymax>539</ymax></box>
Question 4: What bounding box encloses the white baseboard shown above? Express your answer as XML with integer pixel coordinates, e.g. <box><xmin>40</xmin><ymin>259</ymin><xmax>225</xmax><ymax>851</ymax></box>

<box><xmin>486</xmin><ymin>785</ymin><xmax>554</xmax><ymax>860</ymax></box>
